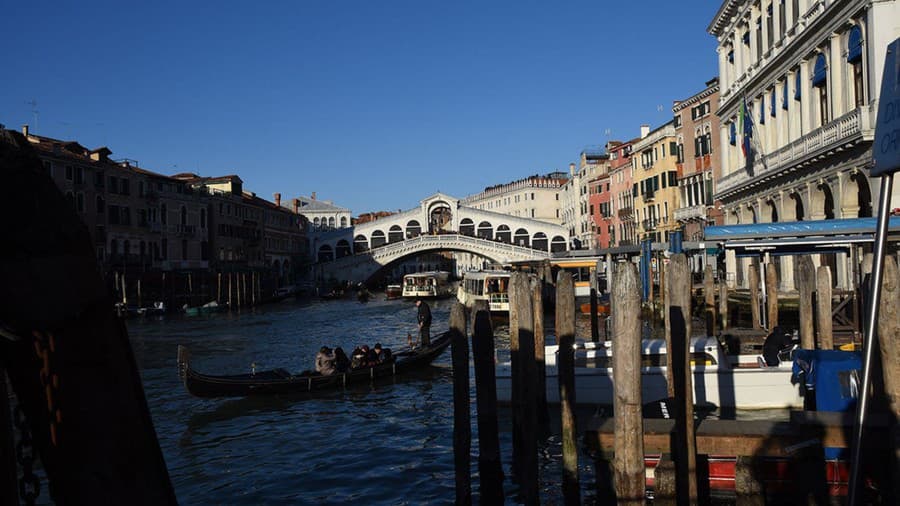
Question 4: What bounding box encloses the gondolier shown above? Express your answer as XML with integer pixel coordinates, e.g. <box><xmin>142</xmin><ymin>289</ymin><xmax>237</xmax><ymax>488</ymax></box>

<box><xmin>416</xmin><ymin>299</ymin><xmax>431</xmax><ymax>346</ymax></box>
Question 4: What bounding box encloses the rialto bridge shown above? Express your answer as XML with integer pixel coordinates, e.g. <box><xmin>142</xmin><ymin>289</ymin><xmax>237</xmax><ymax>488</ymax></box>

<box><xmin>311</xmin><ymin>192</ymin><xmax>569</xmax><ymax>283</ymax></box>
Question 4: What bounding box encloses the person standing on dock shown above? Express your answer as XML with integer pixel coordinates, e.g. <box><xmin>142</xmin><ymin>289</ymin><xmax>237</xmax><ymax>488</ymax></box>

<box><xmin>416</xmin><ymin>299</ymin><xmax>432</xmax><ymax>346</ymax></box>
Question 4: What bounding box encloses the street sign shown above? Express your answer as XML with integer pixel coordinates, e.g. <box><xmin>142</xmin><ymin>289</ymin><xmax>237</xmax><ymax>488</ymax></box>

<box><xmin>872</xmin><ymin>38</ymin><xmax>900</xmax><ymax>176</ymax></box>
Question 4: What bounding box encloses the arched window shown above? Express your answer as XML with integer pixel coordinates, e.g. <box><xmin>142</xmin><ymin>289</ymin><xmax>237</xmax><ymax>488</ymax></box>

<box><xmin>335</xmin><ymin>240</ymin><xmax>351</xmax><ymax>258</ymax></box>
<box><xmin>354</xmin><ymin>235</ymin><xmax>369</xmax><ymax>253</ymax></box>
<box><xmin>340</xmin><ymin>217</ymin><xmax>348</xmax><ymax>228</ymax></box>
<box><xmin>477</xmin><ymin>221</ymin><xmax>493</xmax><ymax>240</ymax></box>
<box><xmin>406</xmin><ymin>220</ymin><xmax>422</xmax><ymax>238</ymax></box>
<box><xmin>550</xmin><ymin>236</ymin><xmax>567</xmax><ymax>253</ymax></box>
<box><xmin>532</xmin><ymin>232</ymin><xmax>548</xmax><ymax>251</ymax></box>
<box><xmin>370</xmin><ymin>230</ymin><xmax>386</xmax><ymax>248</ymax></box>
<box><xmin>459</xmin><ymin>218</ymin><xmax>475</xmax><ymax>236</ymax></box>
<box><xmin>513</xmin><ymin>228</ymin><xmax>529</xmax><ymax>247</ymax></box>
<box><xmin>388</xmin><ymin>225</ymin><xmax>403</xmax><ymax>243</ymax></box>
<box><xmin>317</xmin><ymin>244</ymin><xmax>334</xmax><ymax>262</ymax></box>
<box><xmin>328</xmin><ymin>217</ymin><xmax>335</xmax><ymax>228</ymax></box>
<box><xmin>314</xmin><ymin>217</ymin><xmax>320</xmax><ymax>228</ymax></box>
<box><xmin>495</xmin><ymin>225</ymin><xmax>511</xmax><ymax>243</ymax></box>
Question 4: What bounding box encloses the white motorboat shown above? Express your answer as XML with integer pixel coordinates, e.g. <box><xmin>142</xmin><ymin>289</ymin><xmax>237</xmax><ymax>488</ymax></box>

<box><xmin>496</xmin><ymin>337</ymin><xmax>803</xmax><ymax>410</ymax></box>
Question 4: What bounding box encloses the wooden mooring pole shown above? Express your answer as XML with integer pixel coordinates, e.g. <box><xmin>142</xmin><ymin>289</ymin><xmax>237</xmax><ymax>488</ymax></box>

<box><xmin>612</xmin><ymin>262</ymin><xmax>644</xmax><ymax>504</ymax></box>
<box><xmin>590</xmin><ymin>260</ymin><xmax>600</xmax><ymax>343</ymax></box>
<box><xmin>816</xmin><ymin>265</ymin><xmax>833</xmax><ymax>350</ymax></box>
<box><xmin>470</xmin><ymin>300</ymin><xmax>504</xmax><ymax>503</ymax></box>
<box><xmin>765</xmin><ymin>261</ymin><xmax>778</xmax><ymax>330</ymax></box>
<box><xmin>797</xmin><ymin>256</ymin><xmax>816</xmax><ymax>349</ymax></box>
<box><xmin>719</xmin><ymin>282</ymin><xmax>729</xmax><ymax>331</ymax></box>
<box><xmin>217</xmin><ymin>272</ymin><xmax>222</xmax><ymax>303</ymax></box>
<box><xmin>449</xmin><ymin>303</ymin><xmax>471</xmax><ymax>506</ymax></box>
<box><xmin>749</xmin><ymin>258</ymin><xmax>761</xmax><ymax>329</ymax></box>
<box><xmin>704</xmin><ymin>265</ymin><xmax>716</xmax><ymax>337</ymax></box>
<box><xmin>668</xmin><ymin>254</ymin><xmax>698</xmax><ymax>504</ymax></box>
<box><xmin>531</xmin><ymin>276</ymin><xmax>549</xmax><ymax>434</ymax></box>
<box><xmin>877</xmin><ymin>256</ymin><xmax>900</xmax><ymax>501</ymax></box>
<box><xmin>510</xmin><ymin>272</ymin><xmax>538</xmax><ymax>504</ymax></box>
<box><xmin>556</xmin><ymin>271</ymin><xmax>580</xmax><ymax>505</ymax></box>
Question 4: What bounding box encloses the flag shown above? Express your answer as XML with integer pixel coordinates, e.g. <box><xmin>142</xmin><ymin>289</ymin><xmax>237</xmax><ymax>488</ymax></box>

<box><xmin>739</xmin><ymin>97</ymin><xmax>753</xmax><ymax>158</ymax></box>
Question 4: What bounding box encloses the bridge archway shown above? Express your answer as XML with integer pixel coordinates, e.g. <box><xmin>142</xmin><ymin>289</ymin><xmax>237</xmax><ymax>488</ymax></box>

<box><xmin>406</xmin><ymin>220</ymin><xmax>422</xmax><ymax>238</ymax></box>
<box><xmin>389</xmin><ymin>225</ymin><xmax>403</xmax><ymax>243</ymax></box>
<box><xmin>336</xmin><ymin>239</ymin><xmax>351</xmax><ymax>258</ymax></box>
<box><xmin>460</xmin><ymin>218</ymin><xmax>475</xmax><ymax>236</ymax></box>
<box><xmin>514</xmin><ymin>228</ymin><xmax>529</xmax><ymax>247</ymax></box>
<box><xmin>477</xmin><ymin>221</ymin><xmax>493</xmax><ymax>240</ymax></box>
<box><xmin>354</xmin><ymin>235</ymin><xmax>368</xmax><ymax>253</ymax></box>
<box><xmin>428</xmin><ymin>200</ymin><xmax>453</xmax><ymax>233</ymax></box>
<box><xmin>371</xmin><ymin>230</ymin><xmax>386</xmax><ymax>248</ymax></box>
<box><xmin>551</xmin><ymin>235</ymin><xmax>566</xmax><ymax>252</ymax></box>
<box><xmin>318</xmin><ymin>244</ymin><xmax>334</xmax><ymax>262</ymax></box>
<box><xmin>532</xmin><ymin>232</ymin><xmax>548</xmax><ymax>251</ymax></box>
<box><xmin>496</xmin><ymin>225</ymin><xmax>511</xmax><ymax>243</ymax></box>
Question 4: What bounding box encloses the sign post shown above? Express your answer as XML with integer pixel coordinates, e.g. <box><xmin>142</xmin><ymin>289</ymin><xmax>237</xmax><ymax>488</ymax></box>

<box><xmin>849</xmin><ymin>37</ymin><xmax>900</xmax><ymax>506</ymax></box>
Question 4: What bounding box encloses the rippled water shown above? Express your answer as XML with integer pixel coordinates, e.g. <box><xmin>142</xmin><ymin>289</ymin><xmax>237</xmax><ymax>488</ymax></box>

<box><xmin>125</xmin><ymin>296</ymin><xmax>784</xmax><ymax>505</ymax></box>
<box><xmin>128</xmin><ymin>296</ymin><xmax>606</xmax><ymax>505</ymax></box>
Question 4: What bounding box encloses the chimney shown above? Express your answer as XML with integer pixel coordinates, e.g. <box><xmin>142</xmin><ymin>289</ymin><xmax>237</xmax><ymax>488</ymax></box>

<box><xmin>274</xmin><ymin>192</ymin><xmax>281</xmax><ymax>207</ymax></box>
<box><xmin>292</xmin><ymin>198</ymin><xmax>300</xmax><ymax>214</ymax></box>
<box><xmin>640</xmin><ymin>124</ymin><xmax>650</xmax><ymax>139</ymax></box>
<box><xmin>569</xmin><ymin>163</ymin><xmax>575</xmax><ymax>176</ymax></box>
<box><xmin>311</xmin><ymin>192</ymin><xmax>316</xmax><ymax>200</ymax></box>
<box><xmin>22</xmin><ymin>125</ymin><xmax>28</xmax><ymax>137</ymax></box>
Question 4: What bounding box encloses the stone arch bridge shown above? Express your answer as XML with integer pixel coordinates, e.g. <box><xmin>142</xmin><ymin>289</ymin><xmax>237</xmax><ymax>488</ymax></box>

<box><xmin>312</xmin><ymin>192</ymin><xmax>568</xmax><ymax>283</ymax></box>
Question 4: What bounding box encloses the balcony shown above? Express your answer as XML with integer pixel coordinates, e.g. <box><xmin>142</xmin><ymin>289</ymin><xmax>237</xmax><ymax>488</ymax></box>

<box><xmin>617</xmin><ymin>207</ymin><xmax>633</xmax><ymax>219</ymax></box>
<box><xmin>169</xmin><ymin>224</ymin><xmax>196</xmax><ymax>237</ymax></box>
<box><xmin>642</xmin><ymin>218</ymin><xmax>659</xmax><ymax>231</ymax></box>
<box><xmin>642</xmin><ymin>190</ymin><xmax>655</xmax><ymax>202</ymax></box>
<box><xmin>674</xmin><ymin>205</ymin><xmax>706</xmax><ymax>222</ymax></box>
<box><xmin>717</xmin><ymin>105</ymin><xmax>873</xmax><ymax>199</ymax></box>
<box><xmin>694</xmin><ymin>154</ymin><xmax>711</xmax><ymax>172</ymax></box>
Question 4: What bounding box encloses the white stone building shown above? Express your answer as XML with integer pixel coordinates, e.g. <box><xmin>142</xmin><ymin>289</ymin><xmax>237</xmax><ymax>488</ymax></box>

<box><xmin>461</xmin><ymin>172</ymin><xmax>568</xmax><ymax>225</ymax></box>
<box><xmin>709</xmin><ymin>0</ymin><xmax>900</xmax><ymax>290</ymax></box>
<box><xmin>291</xmin><ymin>192</ymin><xmax>352</xmax><ymax>231</ymax></box>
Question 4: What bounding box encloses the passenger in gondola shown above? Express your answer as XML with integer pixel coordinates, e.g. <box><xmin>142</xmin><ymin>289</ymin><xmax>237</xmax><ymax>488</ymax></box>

<box><xmin>362</xmin><ymin>344</ymin><xmax>377</xmax><ymax>366</ymax></box>
<box><xmin>333</xmin><ymin>347</ymin><xmax>350</xmax><ymax>373</ymax></box>
<box><xmin>373</xmin><ymin>343</ymin><xmax>391</xmax><ymax>363</ymax></box>
<box><xmin>315</xmin><ymin>346</ymin><xmax>336</xmax><ymax>376</ymax></box>
<box><xmin>350</xmin><ymin>346</ymin><xmax>366</xmax><ymax>369</ymax></box>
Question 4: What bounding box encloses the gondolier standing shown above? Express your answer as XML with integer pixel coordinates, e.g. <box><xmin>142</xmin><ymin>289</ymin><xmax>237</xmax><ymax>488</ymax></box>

<box><xmin>416</xmin><ymin>299</ymin><xmax>431</xmax><ymax>346</ymax></box>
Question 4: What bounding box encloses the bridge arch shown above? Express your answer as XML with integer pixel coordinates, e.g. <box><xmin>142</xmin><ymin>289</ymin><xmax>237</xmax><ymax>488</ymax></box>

<box><xmin>354</xmin><ymin>235</ymin><xmax>368</xmax><ymax>253</ymax></box>
<box><xmin>318</xmin><ymin>244</ymin><xmax>334</xmax><ymax>262</ymax></box>
<box><xmin>336</xmin><ymin>239</ymin><xmax>351</xmax><ymax>258</ymax></box>
<box><xmin>460</xmin><ymin>218</ymin><xmax>475</xmax><ymax>236</ymax></box>
<box><xmin>532</xmin><ymin>232</ymin><xmax>548</xmax><ymax>251</ymax></box>
<box><xmin>514</xmin><ymin>228</ymin><xmax>529</xmax><ymax>247</ymax></box>
<box><xmin>496</xmin><ymin>224</ymin><xmax>511</xmax><ymax>243</ymax></box>
<box><xmin>551</xmin><ymin>235</ymin><xmax>566</xmax><ymax>252</ymax></box>
<box><xmin>406</xmin><ymin>220</ymin><xmax>422</xmax><ymax>238</ymax></box>
<box><xmin>371</xmin><ymin>230</ymin><xmax>386</xmax><ymax>248</ymax></box>
<box><xmin>427</xmin><ymin>199</ymin><xmax>453</xmax><ymax>233</ymax></box>
<box><xmin>477</xmin><ymin>221</ymin><xmax>493</xmax><ymax>240</ymax></box>
<box><xmin>388</xmin><ymin>225</ymin><xmax>403</xmax><ymax>243</ymax></box>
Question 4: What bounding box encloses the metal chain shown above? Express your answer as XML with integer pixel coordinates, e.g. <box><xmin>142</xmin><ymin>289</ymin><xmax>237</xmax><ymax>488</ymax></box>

<box><xmin>13</xmin><ymin>404</ymin><xmax>40</xmax><ymax>506</ymax></box>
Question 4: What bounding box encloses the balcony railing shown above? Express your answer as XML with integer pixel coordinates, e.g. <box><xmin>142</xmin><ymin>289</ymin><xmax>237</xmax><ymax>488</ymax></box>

<box><xmin>618</xmin><ymin>207</ymin><xmax>633</xmax><ymax>219</ymax></box>
<box><xmin>717</xmin><ymin>105</ymin><xmax>872</xmax><ymax>198</ymax></box>
<box><xmin>642</xmin><ymin>218</ymin><xmax>658</xmax><ymax>231</ymax></box>
<box><xmin>674</xmin><ymin>205</ymin><xmax>706</xmax><ymax>222</ymax></box>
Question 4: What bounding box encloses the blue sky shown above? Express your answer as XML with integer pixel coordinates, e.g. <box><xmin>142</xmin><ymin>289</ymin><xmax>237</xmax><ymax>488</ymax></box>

<box><xmin>1</xmin><ymin>1</ymin><xmax>718</xmax><ymax>214</ymax></box>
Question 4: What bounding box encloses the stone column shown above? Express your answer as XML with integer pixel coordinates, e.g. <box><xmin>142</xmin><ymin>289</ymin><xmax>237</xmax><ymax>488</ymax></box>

<box><xmin>799</xmin><ymin>59</ymin><xmax>811</xmax><ymax>135</ymax></box>
<box><xmin>829</xmin><ymin>32</ymin><xmax>844</xmax><ymax>119</ymax></box>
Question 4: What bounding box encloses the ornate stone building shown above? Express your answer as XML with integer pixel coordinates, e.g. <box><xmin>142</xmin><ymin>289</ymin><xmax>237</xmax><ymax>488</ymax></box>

<box><xmin>709</xmin><ymin>0</ymin><xmax>900</xmax><ymax>290</ymax></box>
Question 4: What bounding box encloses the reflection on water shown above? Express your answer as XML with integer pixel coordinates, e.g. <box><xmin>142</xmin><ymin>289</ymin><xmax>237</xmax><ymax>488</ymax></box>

<box><xmin>127</xmin><ymin>296</ymin><xmax>782</xmax><ymax>504</ymax></box>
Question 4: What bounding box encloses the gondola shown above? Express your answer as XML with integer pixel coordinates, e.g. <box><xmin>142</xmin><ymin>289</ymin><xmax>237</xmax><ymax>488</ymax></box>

<box><xmin>176</xmin><ymin>332</ymin><xmax>451</xmax><ymax>398</ymax></box>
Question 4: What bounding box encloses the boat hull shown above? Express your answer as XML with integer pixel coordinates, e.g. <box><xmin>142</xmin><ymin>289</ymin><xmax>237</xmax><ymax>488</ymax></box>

<box><xmin>178</xmin><ymin>332</ymin><xmax>451</xmax><ymax>398</ymax></box>
<box><xmin>496</xmin><ymin>364</ymin><xmax>801</xmax><ymax>409</ymax></box>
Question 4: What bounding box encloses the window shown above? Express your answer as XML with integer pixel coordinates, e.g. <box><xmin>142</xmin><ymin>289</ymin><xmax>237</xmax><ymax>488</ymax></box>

<box><xmin>76</xmin><ymin>192</ymin><xmax>84</xmax><ymax>213</ymax></box>
<box><xmin>782</xmin><ymin>78</ymin><xmax>789</xmax><ymax>109</ymax></box>
<box><xmin>730</xmin><ymin>122</ymin><xmax>737</xmax><ymax>145</ymax></box>
<box><xmin>120</xmin><ymin>179</ymin><xmax>130</xmax><ymax>195</ymax></box>
<box><xmin>65</xmin><ymin>166</ymin><xmax>73</xmax><ymax>181</ymax></box>
<box><xmin>813</xmin><ymin>54</ymin><xmax>828</xmax><ymax>124</ymax></box>
<box><xmin>96</xmin><ymin>195</ymin><xmax>105</xmax><ymax>214</ymax></box>
<box><xmin>95</xmin><ymin>171</ymin><xmax>105</xmax><ymax>188</ymax></box>
<box><xmin>161</xmin><ymin>204</ymin><xmax>167</xmax><ymax>225</ymax></box>
<box><xmin>200</xmin><ymin>209</ymin><xmax>206</xmax><ymax>228</ymax></box>
<box><xmin>770</xmin><ymin>88</ymin><xmax>776</xmax><ymax>117</ymax></box>
<box><xmin>728</xmin><ymin>49</ymin><xmax>734</xmax><ymax>63</ymax></box>
<box><xmin>181</xmin><ymin>206</ymin><xmax>187</xmax><ymax>225</ymax></box>
<box><xmin>848</xmin><ymin>26</ymin><xmax>865</xmax><ymax>107</ymax></box>
<box><xmin>759</xmin><ymin>95</ymin><xmax>765</xmax><ymax>124</ymax></box>
<box><xmin>74</xmin><ymin>167</ymin><xmax>84</xmax><ymax>184</ymax></box>
<box><xmin>108</xmin><ymin>176</ymin><xmax>118</xmax><ymax>193</ymax></box>
<box><xmin>794</xmin><ymin>69</ymin><xmax>802</xmax><ymax>101</ymax></box>
<box><xmin>182</xmin><ymin>239</ymin><xmax>188</xmax><ymax>261</ymax></box>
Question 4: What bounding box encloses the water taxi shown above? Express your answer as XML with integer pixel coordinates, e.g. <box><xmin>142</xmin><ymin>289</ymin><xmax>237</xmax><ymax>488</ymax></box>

<box><xmin>401</xmin><ymin>271</ymin><xmax>453</xmax><ymax>299</ymax></box>
<box><xmin>496</xmin><ymin>337</ymin><xmax>803</xmax><ymax>410</ymax></box>
<box><xmin>456</xmin><ymin>270</ymin><xmax>511</xmax><ymax>313</ymax></box>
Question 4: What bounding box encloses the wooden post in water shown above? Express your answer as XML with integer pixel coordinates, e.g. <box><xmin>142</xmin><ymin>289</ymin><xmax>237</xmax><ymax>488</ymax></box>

<box><xmin>877</xmin><ymin>256</ymin><xmax>900</xmax><ymax>500</ymax></box>
<box><xmin>766</xmin><ymin>262</ymin><xmax>778</xmax><ymax>330</ymax></box>
<box><xmin>251</xmin><ymin>272</ymin><xmax>256</xmax><ymax>306</ymax></box>
<box><xmin>797</xmin><ymin>256</ymin><xmax>816</xmax><ymax>349</ymax></box>
<box><xmin>590</xmin><ymin>261</ymin><xmax>600</xmax><ymax>343</ymax></box>
<box><xmin>719</xmin><ymin>282</ymin><xmax>729</xmax><ymax>331</ymax></box>
<box><xmin>704</xmin><ymin>265</ymin><xmax>716</xmax><ymax>337</ymax></box>
<box><xmin>612</xmin><ymin>262</ymin><xmax>644</xmax><ymax>505</ymax></box>
<box><xmin>137</xmin><ymin>278</ymin><xmax>142</xmax><ymax>309</ymax></box>
<box><xmin>748</xmin><ymin>258</ymin><xmax>761</xmax><ymax>329</ymax></box>
<box><xmin>188</xmin><ymin>273</ymin><xmax>192</xmax><ymax>295</ymax></box>
<box><xmin>668</xmin><ymin>254</ymin><xmax>698</xmax><ymax>504</ymax></box>
<box><xmin>470</xmin><ymin>300</ymin><xmax>504</xmax><ymax>503</ymax></box>
<box><xmin>228</xmin><ymin>273</ymin><xmax>233</xmax><ymax>308</ymax></box>
<box><xmin>122</xmin><ymin>274</ymin><xmax>128</xmax><ymax>306</ymax></box>
<box><xmin>508</xmin><ymin>272</ymin><xmax>522</xmax><ymax>478</ymax></box>
<box><xmin>816</xmin><ymin>265</ymin><xmax>833</xmax><ymax>350</ymax></box>
<box><xmin>449</xmin><ymin>303</ymin><xmax>471</xmax><ymax>506</ymax></box>
<box><xmin>556</xmin><ymin>271</ymin><xmax>580</xmax><ymax>505</ymax></box>
<box><xmin>217</xmin><ymin>272</ymin><xmax>222</xmax><ymax>303</ymax></box>
<box><xmin>510</xmin><ymin>272</ymin><xmax>538</xmax><ymax>504</ymax></box>
<box><xmin>531</xmin><ymin>276</ymin><xmax>549</xmax><ymax>433</ymax></box>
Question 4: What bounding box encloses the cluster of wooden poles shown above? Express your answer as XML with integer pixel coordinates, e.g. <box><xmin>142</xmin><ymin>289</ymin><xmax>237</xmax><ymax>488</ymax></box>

<box><xmin>447</xmin><ymin>252</ymin><xmax>900</xmax><ymax>504</ymax></box>
<box><xmin>111</xmin><ymin>270</ymin><xmax>272</xmax><ymax>310</ymax></box>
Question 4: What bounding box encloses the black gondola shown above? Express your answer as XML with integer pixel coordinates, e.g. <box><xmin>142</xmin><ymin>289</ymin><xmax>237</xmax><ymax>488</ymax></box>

<box><xmin>176</xmin><ymin>332</ymin><xmax>451</xmax><ymax>398</ymax></box>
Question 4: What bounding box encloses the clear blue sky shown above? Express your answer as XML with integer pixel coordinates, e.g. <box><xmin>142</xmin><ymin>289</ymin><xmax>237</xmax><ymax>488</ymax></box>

<box><xmin>1</xmin><ymin>0</ymin><xmax>718</xmax><ymax>214</ymax></box>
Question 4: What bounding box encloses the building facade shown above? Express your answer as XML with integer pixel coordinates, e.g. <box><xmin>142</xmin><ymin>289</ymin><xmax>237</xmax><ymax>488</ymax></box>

<box><xmin>608</xmin><ymin>137</ymin><xmax>639</xmax><ymax>247</ymax></box>
<box><xmin>673</xmin><ymin>78</ymin><xmax>725</xmax><ymax>272</ymax></box>
<box><xmin>461</xmin><ymin>172</ymin><xmax>568</xmax><ymax>225</ymax></box>
<box><xmin>294</xmin><ymin>193</ymin><xmax>352</xmax><ymax>231</ymax></box>
<box><xmin>631</xmin><ymin>121</ymin><xmax>681</xmax><ymax>243</ymax></box>
<box><xmin>709</xmin><ymin>0</ymin><xmax>900</xmax><ymax>289</ymax></box>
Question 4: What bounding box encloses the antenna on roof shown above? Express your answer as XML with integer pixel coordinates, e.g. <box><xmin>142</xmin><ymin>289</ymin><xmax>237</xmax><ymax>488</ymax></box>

<box><xmin>25</xmin><ymin>99</ymin><xmax>38</xmax><ymax>131</ymax></box>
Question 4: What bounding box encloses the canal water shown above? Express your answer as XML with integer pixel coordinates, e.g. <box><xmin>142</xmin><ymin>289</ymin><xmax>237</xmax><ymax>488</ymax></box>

<box><xmin>129</xmin><ymin>296</ymin><xmax>605</xmax><ymax>505</ymax></box>
<box><xmin>124</xmin><ymin>296</ymin><xmax>782</xmax><ymax>505</ymax></box>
